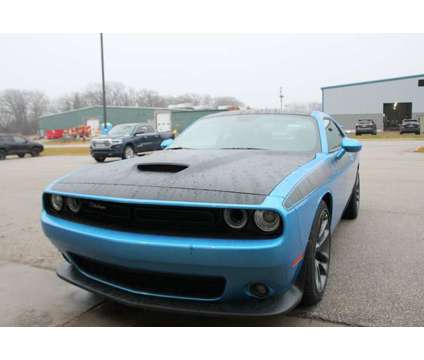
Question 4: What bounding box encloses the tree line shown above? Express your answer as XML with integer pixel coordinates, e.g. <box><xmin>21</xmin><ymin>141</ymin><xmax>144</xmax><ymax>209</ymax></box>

<box><xmin>0</xmin><ymin>82</ymin><xmax>245</xmax><ymax>135</ymax></box>
<box><xmin>0</xmin><ymin>81</ymin><xmax>321</xmax><ymax>135</ymax></box>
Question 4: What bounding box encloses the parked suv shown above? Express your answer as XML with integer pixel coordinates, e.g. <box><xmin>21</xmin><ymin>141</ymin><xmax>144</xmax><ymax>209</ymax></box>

<box><xmin>0</xmin><ymin>134</ymin><xmax>44</xmax><ymax>160</ymax></box>
<box><xmin>355</xmin><ymin>119</ymin><xmax>377</xmax><ymax>135</ymax></box>
<box><xmin>90</xmin><ymin>123</ymin><xmax>174</xmax><ymax>162</ymax></box>
<box><xmin>400</xmin><ymin>119</ymin><xmax>420</xmax><ymax>135</ymax></box>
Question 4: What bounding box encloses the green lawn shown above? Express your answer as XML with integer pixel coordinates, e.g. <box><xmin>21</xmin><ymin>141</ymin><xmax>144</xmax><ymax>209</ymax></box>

<box><xmin>351</xmin><ymin>131</ymin><xmax>424</xmax><ymax>140</ymax></box>
<box><xmin>42</xmin><ymin>147</ymin><xmax>90</xmax><ymax>156</ymax></box>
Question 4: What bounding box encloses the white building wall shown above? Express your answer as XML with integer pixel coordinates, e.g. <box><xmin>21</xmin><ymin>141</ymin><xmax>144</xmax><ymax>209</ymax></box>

<box><xmin>323</xmin><ymin>76</ymin><xmax>424</xmax><ymax>114</ymax></box>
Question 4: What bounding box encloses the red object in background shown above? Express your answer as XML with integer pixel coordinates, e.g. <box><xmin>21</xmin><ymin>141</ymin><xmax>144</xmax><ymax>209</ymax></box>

<box><xmin>46</xmin><ymin>129</ymin><xmax>64</xmax><ymax>139</ymax></box>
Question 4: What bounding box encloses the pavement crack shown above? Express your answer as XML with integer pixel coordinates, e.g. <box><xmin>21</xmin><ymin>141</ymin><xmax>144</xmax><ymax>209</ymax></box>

<box><xmin>59</xmin><ymin>301</ymin><xmax>106</xmax><ymax>327</ymax></box>
<box><xmin>288</xmin><ymin>312</ymin><xmax>363</xmax><ymax>327</ymax></box>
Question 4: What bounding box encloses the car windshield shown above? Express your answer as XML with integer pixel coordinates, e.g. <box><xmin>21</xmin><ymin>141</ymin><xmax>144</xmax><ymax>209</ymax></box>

<box><xmin>169</xmin><ymin>114</ymin><xmax>320</xmax><ymax>152</ymax></box>
<box><xmin>108</xmin><ymin>124</ymin><xmax>135</xmax><ymax>137</ymax></box>
<box><xmin>358</xmin><ymin>119</ymin><xmax>373</xmax><ymax>123</ymax></box>
<box><xmin>404</xmin><ymin>119</ymin><xmax>417</xmax><ymax>123</ymax></box>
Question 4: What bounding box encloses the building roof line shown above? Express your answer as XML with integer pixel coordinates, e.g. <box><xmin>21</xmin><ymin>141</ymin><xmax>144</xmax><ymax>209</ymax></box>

<box><xmin>39</xmin><ymin>105</ymin><xmax>225</xmax><ymax>119</ymax></box>
<box><xmin>321</xmin><ymin>73</ymin><xmax>424</xmax><ymax>90</ymax></box>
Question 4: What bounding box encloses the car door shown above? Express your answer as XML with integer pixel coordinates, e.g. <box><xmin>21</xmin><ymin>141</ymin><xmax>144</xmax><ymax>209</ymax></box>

<box><xmin>133</xmin><ymin>125</ymin><xmax>149</xmax><ymax>153</ymax></box>
<box><xmin>324</xmin><ymin>118</ymin><xmax>355</xmax><ymax>222</ymax></box>
<box><xmin>10</xmin><ymin>135</ymin><xmax>27</xmax><ymax>154</ymax></box>
<box><xmin>146</xmin><ymin>125</ymin><xmax>162</xmax><ymax>150</ymax></box>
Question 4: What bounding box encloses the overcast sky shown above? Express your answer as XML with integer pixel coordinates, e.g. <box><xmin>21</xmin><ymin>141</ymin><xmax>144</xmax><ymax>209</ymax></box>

<box><xmin>0</xmin><ymin>34</ymin><xmax>423</xmax><ymax>108</ymax></box>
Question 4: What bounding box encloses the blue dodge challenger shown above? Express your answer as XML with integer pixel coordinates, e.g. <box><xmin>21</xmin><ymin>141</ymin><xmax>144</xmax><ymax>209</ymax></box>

<box><xmin>41</xmin><ymin>111</ymin><xmax>362</xmax><ymax>316</ymax></box>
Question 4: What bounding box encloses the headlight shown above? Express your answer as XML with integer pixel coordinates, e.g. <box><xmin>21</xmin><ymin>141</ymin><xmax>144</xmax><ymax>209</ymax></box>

<box><xmin>66</xmin><ymin>197</ymin><xmax>81</xmax><ymax>213</ymax></box>
<box><xmin>253</xmin><ymin>210</ymin><xmax>281</xmax><ymax>233</ymax></box>
<box><xmin>111</xmin><ymin>139</ymin><xmax>123</xmax><ymax>144</ymax></box>
<box><xmin>50</xmin><ymin>194</ymin><xmax>64</xmax><ymax>211</ymax></box>
<box><xmin>223</xmin><ymin>209</ymin><xmax>248</xmax><ymax>229</ymax></box>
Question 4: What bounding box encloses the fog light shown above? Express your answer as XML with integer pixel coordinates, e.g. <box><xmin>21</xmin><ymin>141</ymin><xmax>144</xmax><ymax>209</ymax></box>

<box><xmin>223</xmin><ymin>209</ymin><xmax>248</xmax><ymax>229</ymax></box>
<box><xmin>50</xmin><ymin>194</ymin><xmax>63</xmax><ymax>211</ymax></box>
<box><xmin>66</xmin><ymin>197</ymin><xmax>81</xmax><ymax>213</ymax></box>
<box><xmin>249</xmin><ymin>283</ymin><xmax>269</xmax><ymax>298</ymax></box>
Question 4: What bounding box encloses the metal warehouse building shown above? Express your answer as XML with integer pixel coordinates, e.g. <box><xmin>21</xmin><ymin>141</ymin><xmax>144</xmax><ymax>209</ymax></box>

<box><xmin>38</xmin><ymin>106</ymin><xmax>225</xmax><ymax>136</ymax></box>
<box><xmin>322</xmin><ymin>73</ymin><xmax>424</xmax><ymax>131</ymax></box>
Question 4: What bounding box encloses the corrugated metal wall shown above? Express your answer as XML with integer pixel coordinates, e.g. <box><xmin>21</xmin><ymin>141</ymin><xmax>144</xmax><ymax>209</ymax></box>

<box><xmin>38</xmin><ymin>106</ymin><xmax>162</xmax><ymax>131</ymax></box>
<box><xmin>39</xmin><ymin>107</ymin><xmax>226</xmax><ymax>134</ymax></box>
<box><xmin>170</xmin><ymin>110</ymin><xmax>225</xmax><ymax>134</ymax></box>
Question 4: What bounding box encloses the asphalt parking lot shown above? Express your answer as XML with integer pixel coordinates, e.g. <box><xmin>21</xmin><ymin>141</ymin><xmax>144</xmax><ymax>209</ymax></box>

<box><xmin>1</xmin><ymin>140</ymin><xmax>423</xmax><ymax>326</ymax></box>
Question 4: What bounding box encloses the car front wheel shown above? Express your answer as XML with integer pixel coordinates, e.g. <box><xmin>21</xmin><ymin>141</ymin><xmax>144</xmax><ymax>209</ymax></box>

<box><xmin>0</xmin><ymin>150</ymin><xmax>6</xmax><ymax>160</ymax></box>
<box><xmin>31</xmin><ymin>148</ymin><xmax>40</xmax><ymax>157</ymax></box>
<box><xmin>302</xmin><ymin>200</ymin><xmax>331</xmax><ymax>306</ymax></box>
<box><xmin>122</xmin><ymin>145</ymin><xmax>135</xmax><ymax>159</ymax></box>
<box><xmin>94</xmin><ymin>156</ymin><xmax>106</xmax><ymax>163</ymax></box>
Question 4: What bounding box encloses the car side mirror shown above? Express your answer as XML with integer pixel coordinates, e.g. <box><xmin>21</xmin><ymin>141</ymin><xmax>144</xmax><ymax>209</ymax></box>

<box><xmin>342</xmin><ymin>138</ymin><xmax>362</xmax><ymax>153</ymax></box>
<box><xmin>161</xmin><ymin>138</ymin><xmax>174</xmax><ymax>149</ymax></box>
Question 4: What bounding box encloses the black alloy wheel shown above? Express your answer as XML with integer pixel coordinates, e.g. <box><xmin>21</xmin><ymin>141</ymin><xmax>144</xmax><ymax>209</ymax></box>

<box><xmin>302</xmin><ymin>200</ymin><xmax>331</xmax><ymax>306</ymax></box>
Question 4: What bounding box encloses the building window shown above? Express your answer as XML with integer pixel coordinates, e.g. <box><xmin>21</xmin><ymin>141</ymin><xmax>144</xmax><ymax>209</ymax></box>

<box><xmin>418</xmin><ymin>79</ymin><xmax>424</xmax><ymax>87</ymax></box>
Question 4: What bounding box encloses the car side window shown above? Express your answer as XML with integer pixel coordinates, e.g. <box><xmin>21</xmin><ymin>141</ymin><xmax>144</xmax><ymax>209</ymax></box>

<box><xmin>13</xmin><ymin>136</ymin><xmax>26</xmax><ymax>144</ymax></box>
<box><xmin>324</xmin><ymin>119</ymin><xmax>343</xmax><ymax>152</ymax></box>
<box><xmin>143</xmin><ymin>125</ymin><xmax>154</xmax><ymax>133</ymax></box>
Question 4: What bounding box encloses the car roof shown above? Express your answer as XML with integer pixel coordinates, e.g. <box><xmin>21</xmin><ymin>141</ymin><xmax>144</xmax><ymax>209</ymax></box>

<box><xmin>202</xmin><ymin>111</ymin><xmax>312</xmax><ymax>119</ymax></box>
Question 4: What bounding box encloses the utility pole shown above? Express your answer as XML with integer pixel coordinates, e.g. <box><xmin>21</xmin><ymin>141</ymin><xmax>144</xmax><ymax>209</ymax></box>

<box><xmin>279</xmin><ymin>86</ymin><xmax>284</xmax><ymax>112</ymax></box>
<box><xmin>100</xmin><ymin>33</ymin><xmax>107</xmax><ymax>129</ymax></box>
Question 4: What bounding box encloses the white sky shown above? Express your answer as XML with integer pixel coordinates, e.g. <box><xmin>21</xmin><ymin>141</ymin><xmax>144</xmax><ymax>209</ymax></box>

<box><xmin>0</xmin><ymin>33</ymin><xmax>423</xmax><ymax>108</ymax></box>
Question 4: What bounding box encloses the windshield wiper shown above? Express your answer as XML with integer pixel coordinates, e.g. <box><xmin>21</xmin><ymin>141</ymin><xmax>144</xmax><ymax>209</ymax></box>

<box><xmin>219</xmin><ymin>147</ymin><xmax>266</xmax><ymax>150</ymax></box>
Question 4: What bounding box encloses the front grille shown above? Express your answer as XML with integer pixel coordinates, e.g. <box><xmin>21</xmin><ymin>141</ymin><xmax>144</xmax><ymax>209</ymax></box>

<box><xmin>69</xmin><ymin>253</ymin><xmax>225</xmax><ymax>300</ymax></box>
<box><xmin>43</xmin><ymin>194</ymin><xmax>281</xmax><ymax>238</ymax></box>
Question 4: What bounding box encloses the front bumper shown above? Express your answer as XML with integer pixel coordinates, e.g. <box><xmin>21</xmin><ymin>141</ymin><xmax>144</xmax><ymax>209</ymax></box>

<box><xmin>355</xmin><ymin>127</ymin><xmax>376</xmax><ymax>134</ymax></box>
<box><xmin>58</xmin><ymin>262</ymin><xmax>303</xmax><ymax>316</ymax></box>
<box><xmin>41</xmin><ymin>206</ymin><xmax>304</xmax><ymax>314</ymax></box>
<box><xmin>91</xmin><ymin>145</ymin><xmax>123</xmax><ymax>158</ymax></box>
<box><xmin>400</xmin><ymin>127</ymin><xmax>420</xmax><ymax>133</ymax></box>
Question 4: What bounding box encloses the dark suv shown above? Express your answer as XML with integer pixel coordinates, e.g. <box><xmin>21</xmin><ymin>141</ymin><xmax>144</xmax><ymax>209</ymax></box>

<box><xmin>90</xmin><ymin>123</ymin><xmax>174</xmax><ymax>162</ymax></box>
<box><xmin>400</xmin><ymin>119</ymin><xmax>420</xmax><ymax>135</ymax></box>
<box><xmin>355</xmin><ymin>119</ymin><xmax>377</xmax><ymax>135</ymax></box>
<box><xmin>0</xmin><ymin>134</ymin><xmax>44</xmax><ymax>160</ymax></box>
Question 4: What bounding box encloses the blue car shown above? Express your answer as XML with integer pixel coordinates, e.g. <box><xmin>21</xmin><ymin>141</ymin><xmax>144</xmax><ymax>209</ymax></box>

<box><xmin>41</xmin><ymin>111</ymin><xmax>362</xmax><ymax>316</ymax></box>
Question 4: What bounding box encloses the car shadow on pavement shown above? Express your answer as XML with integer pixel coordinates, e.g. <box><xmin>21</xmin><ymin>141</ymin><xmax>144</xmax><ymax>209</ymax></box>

<box><xmin>65</xmin><ymin>299</ymin><xmax>328</xmax><ymax>327</ymax></box>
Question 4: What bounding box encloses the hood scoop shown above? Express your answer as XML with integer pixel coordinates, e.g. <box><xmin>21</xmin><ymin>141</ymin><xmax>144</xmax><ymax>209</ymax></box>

<box><xmin>137</xmin><ymin>163</ymin><xmax>188</xmax><ymax>173</ymax></box>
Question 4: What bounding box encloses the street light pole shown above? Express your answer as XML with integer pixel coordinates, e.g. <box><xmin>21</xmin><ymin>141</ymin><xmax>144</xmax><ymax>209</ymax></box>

<box><xmin>100</xmin><ymin>33</ymin><xmax>107</xmax><ymax>130</ymax></box>
<box><xmin>279</xmin><ymin>86</ymin><xmax>284</xmax><ymax>112</ymax></box>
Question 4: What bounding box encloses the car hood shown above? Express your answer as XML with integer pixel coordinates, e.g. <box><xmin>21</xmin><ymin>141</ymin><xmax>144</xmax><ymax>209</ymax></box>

<box><xmin>50</xmin><ymin>150</ymin><xmax>314</xmax><ymax>204</ymax></box>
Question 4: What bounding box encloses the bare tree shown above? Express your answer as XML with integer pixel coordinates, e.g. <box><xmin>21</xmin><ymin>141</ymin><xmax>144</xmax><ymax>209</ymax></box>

<box><xmin>212</xmin><ymin>96</ymin><xmax>244</xmax><ymax>107</ymax></box>
<box><xmin>0</xmin><ymin>89</ymin><xmax>49</xmax><ymax>134</ymax></box>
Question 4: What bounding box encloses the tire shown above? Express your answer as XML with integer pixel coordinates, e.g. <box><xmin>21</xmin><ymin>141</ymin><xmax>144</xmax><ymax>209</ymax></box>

<box><xmin>31</xmin><ymin>148</ymin><xmax>40</xmax><ymax>157</ymax></box>
<box><xmin>94</xmin><ymin>156</ymin><xmax>106</xmax><ymax>163</ymax></box>
<box><xmin>122</xmin><ymin>145</ymin><xmax>135</xmax><ymax>160</ymax></box>
<box><xmin>0</xmin><ymin>150</ymin><xmax>6</xmax><ymax>160</ymax></box>
<box><xmin>400</xmin><ymin>131</ymin><xmax>403</xmax><ymax>135</ymax></box>
<box><xmin>302</xmin><ymin>200</ymin><xmax>331</xmax><ymax>306</ymax></box>
<box><xmin>373</xmin><ymin>131</ymin><xmax>377</xmax><ymax>135</ymax></box>
<box><xmin>343</xmin><ymin>172</ymin><xmax>360</xmax><ymax>220</ymax></box>
<box><xmin>18</xmin><ymin>153</ymin><xmax>25</xmax><ymax>158</ymax></box>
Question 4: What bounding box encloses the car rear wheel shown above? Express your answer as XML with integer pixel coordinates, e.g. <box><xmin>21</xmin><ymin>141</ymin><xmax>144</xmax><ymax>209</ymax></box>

<box><xmin>302</xmin><ymin>200</ymin><xmax>331</xmax><ymax>306</ymax></box>
<box><xmin>122</xmin><ymin>145</ymin><xmax>135</xmax><ymax>159</ymax></box>
<box><xmin>94</xmin><ymin>156</ymin><xmax>106</xmax><ymax>163</ymax></box>
<box><xmin>31</xmin><ymin>148</ymin><xmax>40</xmax><ymax>157</ymax></box>
<box><xmin>0</xmin><ymin>150</ymin><xmax>6</xmax><ymax>160</ymax></box>
<box><xmin>18</xmin><ymin>153</ymin><xmax>25</xmax><ymax>158</ymax></box>
<box><xmin>343</xmin><ymin>172</ymin><xmax>360</xmax><ymax>220</ymax></box>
